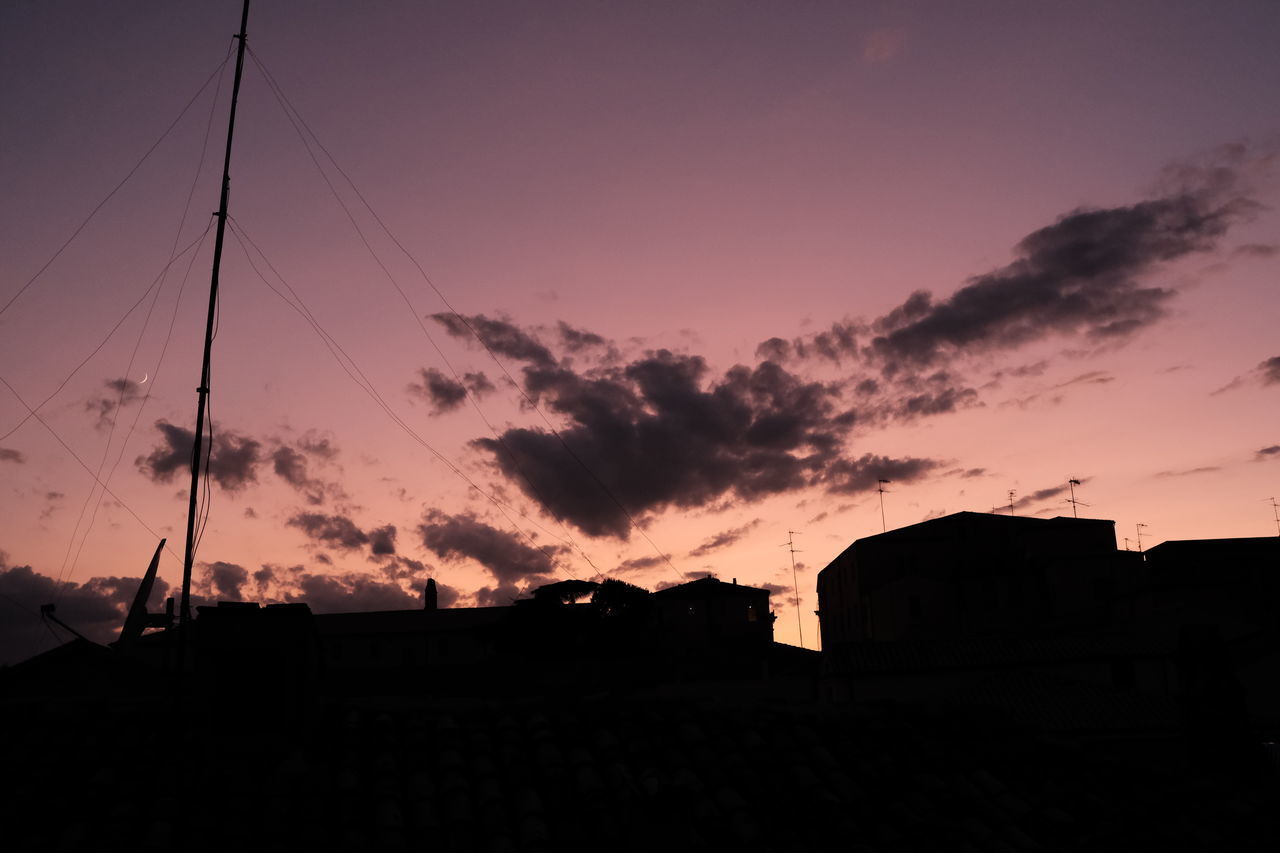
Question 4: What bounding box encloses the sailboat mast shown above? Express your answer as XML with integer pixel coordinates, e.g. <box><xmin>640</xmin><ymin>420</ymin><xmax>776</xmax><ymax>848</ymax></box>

<box><xmin>180</xmin><ymin>0</ymin><xmax>252</xmax><ymax>624</ymax></box>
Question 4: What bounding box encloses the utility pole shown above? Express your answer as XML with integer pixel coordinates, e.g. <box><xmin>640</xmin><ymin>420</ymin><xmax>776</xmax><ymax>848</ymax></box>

<box><xmin>781</xmin><ymin>530</ymin><xmax>804</xmax><ymax>649</ymax></box>
<box><xmin>1266</xmin><ymin>497</ymin><xmax>1280</xmax><ymax>537</ymax></box>
<box><xmin>877</xmin><ymin>479</ymin><xmax>890</xmax><ymax>532</ymax></box>
<box><xmin>179</xmin><ymin>0</ymin><xmax>251</xmax><ymax>665</ymax></box>
<box><xmin>1135</xmin><ymin>522</ymin><xmax>1149</xmax><ymax>553</ymax></box>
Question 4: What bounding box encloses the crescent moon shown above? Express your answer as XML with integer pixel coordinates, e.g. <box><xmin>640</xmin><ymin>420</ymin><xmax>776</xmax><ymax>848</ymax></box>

<box><xmin>138</xmin><ymin>373</ymin><xmax>149</xmax><ymax>384</ymax></box>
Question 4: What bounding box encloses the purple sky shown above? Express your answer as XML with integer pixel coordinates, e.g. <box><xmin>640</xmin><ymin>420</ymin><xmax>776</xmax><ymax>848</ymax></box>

<box><xmin>1</xmin><ymin>1</ymin><xmax>1278</xmax><ymax>662</ymax></box>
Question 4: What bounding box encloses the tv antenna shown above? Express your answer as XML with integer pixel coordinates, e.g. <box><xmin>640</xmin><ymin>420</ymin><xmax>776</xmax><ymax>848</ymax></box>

<box><xmin>1135</xmin><ymin>522</ymin><xmax>1149</xmax><ymax>552</ymax></box>
<box><xmin>1064</xmin><ymin>478</ymin><xmax>1088</xmax><ymax>518</ymax></box>
<box><xmin>877</xmin><ymin>479</ymin><xmax>891</xmax><ymax>532</ymax></box>
<box><xmin>781</xmin><ymin>530</ymin><xmax>805</xmax><ymax>649</ymax></box>
<box><xmin>1266</xmin><ymin>497</ymin><xmax>1280</xmax><ymax>536</ymax></box>
<box><xmin>1007</xmin><ymin>489</ymin><xmax>1017</xmax><ymax>516</ymax></box>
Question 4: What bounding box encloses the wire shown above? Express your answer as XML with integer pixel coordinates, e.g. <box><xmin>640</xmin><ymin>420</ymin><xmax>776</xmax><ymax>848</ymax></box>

<box><xmin>0</xmin><ymin>375</ymin><xmax>180</xmax><ymax>565</ymax></box>
<box><xmin>0</xmin><ymin>223</ymin><xmax>214</xmax><ymax>445</ymax></box>
<box><xmin>227</xmin><ymin>220</ymin><xmax>579</xmax><ymax>579</ymax></box>
<box><xmin>250</xmin><ymin>48</ymin><xmax>674</xmax><ymax>579</ymax></box>
<box><xmin>0</xmin><ymin>44</ymin><xmax>235</xmax><ymax>320</ymax></box>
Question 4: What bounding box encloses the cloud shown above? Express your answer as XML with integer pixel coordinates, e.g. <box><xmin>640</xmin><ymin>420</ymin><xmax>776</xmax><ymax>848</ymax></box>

<box><xmin>406</xmin><ymin>367</ymin><xmax>495</xmax><ymax>415</ymax></box>
<box><xmin>0</xmin><ymin>448</ymin><xmax>24</xmax><ymax>464</ymax></box>
<box><xmin>865</xmin><ymin>167</ymin><xmax>1254</xmax><ymax>371</ymax></box>
<box><xmin>558</xmin><ymin>321</ymin><xmax>614</xmax><ymax>355</ymax></box>
<box><xmin>688</xmin><ymin>519</ymin><xmax>763</xmax><ymax>558</ymax></box>
<box><xmin>271</xmin><ymin>446</ymin><xmax>327</xmax><ymax>504</ymax></box>
<box><xmin>817</xmin><ymin>453</ymin><xmax>943</xmax><ymax>495</ymax></box>
<box><xmin>85</xmin><ymin>377</ymin><xmax>142</xmax><ymax>430</ymax></box>
<box><xmin>418</xmin><ymin>510</ymin><xmax>561</xmax><ymax>585</ymax></box>
<box><xmin>136</xmin><ymin>420</ymin><xmax>262</xmax><ymax>491</ymax></box>
<box><xmin>283</xmin><ymin>571</ymin><xmax>421</xmax><ymax>612</ymax></box>
<box><xmin>476</xmin><ymin>351</ymin><xmax>852</xmax><ymax>537</ymax></box>
<box><xmin>1256</xmin><ymin>445</ymin><xmax>1280</xmax><ymax>460</ymax></box>
<box><xmin>1234</xmin><ymin>243</ymin><xmax>1278</xmax><ymax>258</ymax></box>
<box><xmin>430</xmin><ymin>312</ymin><xmax>556</xmax><ymax>367</ymax></box>
<box><xmin>1153</xmin><ymin>466</ymin><xmax>1221</xmax><ymax>479</ymax></box>
<box><xmin>368</xmin><ymin>524</ymin><xmax>397</xmax><ymax>557</ymax></box>
<box><xmin>204</xmin><ymin>561</ymin><xmax>249</xmax><ymax>601</ymax></box>
<box><xmin>0</xmin><ymin>556</ymin><xmax>169</xmax><ymax>665</ymax></box>
<box><xmin>287</xmin><ymin>512</ymin><xmax>370</xmax><ymax>550</ymax></box>
<box><xmin>613</xmin><ymin>555</ymin><xmax>672</xmax><ymax>575</ymax></box>
<box><xmin>1259</xmin><ymin>356</ymin><xmax>1280</xmax><ymax>386</ymax></box>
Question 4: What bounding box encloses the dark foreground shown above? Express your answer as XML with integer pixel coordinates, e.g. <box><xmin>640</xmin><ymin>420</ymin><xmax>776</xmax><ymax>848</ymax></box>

<box><xmin>4</xmin><ymin>688</ymin><xmax>1277</xmax><ymax>853</ymax></box>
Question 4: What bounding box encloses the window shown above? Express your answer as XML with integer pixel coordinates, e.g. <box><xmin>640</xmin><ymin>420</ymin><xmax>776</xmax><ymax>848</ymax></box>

<box><xmin>747</xmin><ymin>604</ymin><xmax>757</xmax><ymax>622</ymax></box>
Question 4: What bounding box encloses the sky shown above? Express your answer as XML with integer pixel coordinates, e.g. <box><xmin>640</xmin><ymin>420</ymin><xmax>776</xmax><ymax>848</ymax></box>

<box><xmin>1</xmin><ymin>0</ymin><xmax>1278</xmax><ymax>664</ymax></box>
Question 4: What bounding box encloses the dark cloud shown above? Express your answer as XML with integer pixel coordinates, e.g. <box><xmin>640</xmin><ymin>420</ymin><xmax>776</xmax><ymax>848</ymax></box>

<box><xmin>1256</xmin><ymin>445</ymin><xmax>1280</xmax><ymax>459</ymax></box>
<box><xmin>558</xmin><ymin>321</ymin><xmax>612</xmax><ymax>354</ymax></box>
<box><xmin>204</xmin><ymin>561</ymin><xmax>249</xmax><ymax>601</ymax></box>
<box><xmin>865</xmin><ymin>175</ymin><xmax>1252</xmax><ymax>370</ymax></box>
<box><xmin>472</xmin><ymin>583</ymin><xmax>524</xmax><ymax>607</ymax></box>
<box><xmin>0</xmin><ymin>447</ymin><xmax>24</xmax><ymax>464</ymax></box>
<box><xmin>613</xmin><ymin>555</ymin><xmax>671</xmax><ymax>575</ymax></box>
<box><xmin>270</xmin><ymin>446</ymin><xmax>329</xmax><ymax>504</ymax></box>
<box><xmin>284</xmin><ymin>571</ymin><xmax>420</xmax><ymax>612</ymax></box>
<box><xmin>1259</xmin><ymin>356</ymin><xmax>1280</xmax><ymax>386</ymax></box>
<box><xmin>430</xmin><ymin>312</ymin><xmax>556</xmax><ymax>367</ymax></box>
<box><xmin>419</xmin><ymin>510</ymin><xmax>561</xmax><ymax>585</ymax></box>
<box><xmin>85</xmin><ymin>377</ymin><xmax>142</xmax><ymax>430</ymax></box>
<box><xmin>1234</xmin><ymin>243</ymin><xmax>1278</xmax><ymax>258</ymax></box>
<box><xmin>477</xmin><ymin>351</ymin><xmax>849</xmax><ymax>537</ymax></box>
<box><xmin>817</xmin><ymin>454</ymin><xmax>943</xmax><ymax>495</ymax></box>
<box><xmin>407</xmin><ymin>368</ymin><xmax>495</xmax><ymax>415</ymax></box>
<box><xmin>368</xmin><ymin>524</ymin><xmax>397</xmax><ymax>557</ymax></box>
<box><xmin>688</xmin><ymin>519</ymin><xmax>763</xmax><ymax>558</ymax></box>
<box><xmin>1154</xmin><ymin>466</ymin><xmax>1222</xmax><ymax>479</ymax></box>
<box><xmin>297</xmin><ymin>433</ymin><xmax>339</xmax><ymax>460</ymax></box>
<box><xmin>287</xmin><ymin>512</ymin><xmax>369</xmax><ymax>550</ymax></box>
<box><xmin>0</xmin><ymin>556</ymin><xmax>169</xmax><ymax>665</ymax></box>
<box><xmin>136</xmin><ymin>420</ymin><xmax>262</xmax><ymax>491</ymax></box>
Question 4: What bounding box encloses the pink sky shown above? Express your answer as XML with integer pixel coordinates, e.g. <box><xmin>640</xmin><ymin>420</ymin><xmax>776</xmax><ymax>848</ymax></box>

<box><xmin>1</xmin><ymin>1</ymin><xmax>1277</xmax><ymax>662</ymax></box>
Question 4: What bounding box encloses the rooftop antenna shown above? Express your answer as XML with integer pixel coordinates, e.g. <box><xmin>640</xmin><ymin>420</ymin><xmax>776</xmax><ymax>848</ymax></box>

<box><xmin>781</xmin><ymin>530</ymin><xmax>805</xmax><ymax>649</ymax></box>
<box><xmin>877</xmin><ymin>479</ymin><xmax>891</xmax><ymax>532</ymax></box>
<box><xmin>1135</xmin><ymin>522</ymin><xmax>1149</xmax><ymax>552</ymax></box>
<box><xmin>1008</xmin><ymin>489</ymin><xmax>1017</xmax><ymax>516</ymax></box>
<box><xmin>1266</xmin><ymin>497</ymin><xmax>1280</xmax><ymax>536</ymax></box>
<box><xmin>1066</xmin><ymin>478</ymin><xmax>1084</xmax><ymax>518</ymax></box>
<box><xmin>1124</xmin><ymin>537</ymin><xmax>1133</xmax><ymax>551</ymax></box>
<box><xmin>180</xmin><ymin>0</ymin><xmax>252</xmax><ymax>661</ymax></box>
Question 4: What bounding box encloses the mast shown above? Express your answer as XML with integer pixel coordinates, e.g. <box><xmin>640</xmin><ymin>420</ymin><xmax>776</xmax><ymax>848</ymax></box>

<box><xmin>180</xmin><ymin>0</ymin><xmax>252</xmax><ymax>627</ymax></box>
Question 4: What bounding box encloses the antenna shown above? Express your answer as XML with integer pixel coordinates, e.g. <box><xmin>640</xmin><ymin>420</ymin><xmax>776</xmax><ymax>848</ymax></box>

<box><xmin>1266</xmin><ymin>497</ymin><xmax>1280</xmax><ymax>537</ymax></box>
<box><xmin>781</xmin><ymin>530</ymin><xmax>805</xmax><ymax>649</ymax></box>
<box><xmin>1008</xmin><ymin>489</ymin><xmax>1017</xmax><ymax>516</ymax></box>
<box><xmin>1135</xmin><ymin>522</ymin><xmax>1149</xmax><ymax>552</ymax></box>
<box><xmin>877</xmin><ymin>479</ymin><xmax>890</xmax><ymax>532</ymax></box>
<box><xmin>1124</xmin><ymin>537</ymin><xmax>1133</xmax><ymax>551</ymax></box>
<box><xmin>1066</xmin><ymin>478</ymin><xmax>1084</xmax><ymax>518</ymax></box>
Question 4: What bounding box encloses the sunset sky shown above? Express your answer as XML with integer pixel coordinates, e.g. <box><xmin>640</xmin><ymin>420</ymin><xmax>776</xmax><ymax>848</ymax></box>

<box><xmin>1</xmin><ymin>0</ymin><xmax>1277</xmax><ymax>663</ymax></box>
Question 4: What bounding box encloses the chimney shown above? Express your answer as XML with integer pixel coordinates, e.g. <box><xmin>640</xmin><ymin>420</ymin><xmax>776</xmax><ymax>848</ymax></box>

<box><xmin>424</xmin><ymin>578</ymin><xmax>438</xmax><ymax>610</ymax></box>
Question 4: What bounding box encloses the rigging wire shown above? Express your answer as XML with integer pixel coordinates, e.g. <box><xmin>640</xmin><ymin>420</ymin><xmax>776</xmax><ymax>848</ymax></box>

<box><xmin>0</xmin><ymin>44</ymin><xmax>235</xmax><ymax>321</ymax></box>
<box><xmin>248</xmin><ymin>48</ymin><xmax>679</xmax><ymax>579</ymax></box>
<box><xmin>0</xmin><ymin>223</ymin><xmax>215</xmax><ymax>445</ymax></box>
<box><xmin>227</xmin><ymin>220</ymin><xmax>579</xmax><ymax>579</ymax></box>
<box><xmin>0</xmin><ymin>375</ymin><xmax>181</xmax><ymax>565</ymax></box>
<box><xmin>61</xmin><ymin>63</ymin><xmax>234</xmax><ymax>592</ymax></box>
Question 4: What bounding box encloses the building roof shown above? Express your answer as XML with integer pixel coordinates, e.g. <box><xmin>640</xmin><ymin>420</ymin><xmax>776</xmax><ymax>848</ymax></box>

<box><xmin>652</xmin><ymin>576</ymin><xmax>771</xmax><ymax>599</ymax></box>
<box><xmin>313</xmin><ymin>606</ymin><xmax>511</xmax><ymax>636</ymax></box>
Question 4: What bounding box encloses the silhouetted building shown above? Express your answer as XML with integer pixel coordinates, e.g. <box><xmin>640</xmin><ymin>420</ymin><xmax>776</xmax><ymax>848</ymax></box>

<box><xmin>653</xmin><ymin>575</ymin><xmax>774</xmax><ymax>648</ymax></box>
<box><xmin>816</xmin><ymin>511</ymin><xmax>1140</xmax><ymax>646</ymax></box>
